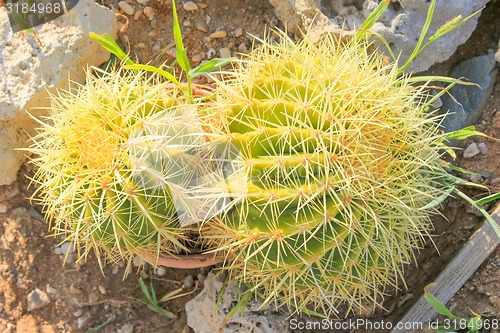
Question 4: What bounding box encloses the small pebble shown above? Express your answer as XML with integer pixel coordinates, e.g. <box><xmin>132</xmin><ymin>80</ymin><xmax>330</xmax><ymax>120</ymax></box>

<box><xmin>77</xmin><ymin>318</ymin><xmax>86</xmax><ymax>329</ymax></box>
<box><xmin>136</xmin><ymin>0</ymin><xmax>148</xmax><ymax>3</ymax></box>
<box><xmin>219</xmin><ymin>47</ymin><xmax>231</xmax><ymax>58</ymax></box>
<box><xmin>27</xmin><ymin>288</ymin><xmax>51</xmax><ymax>311</ymax></box>
<box><xmin>237</xmin><ymin>42</ymin><xmax>248</xmax><ymax>53</ymax></box>
<box><xmin>210</xmin><ymin>31</ymin><xmax>227</xmax><ymax>39</ymax></box>
<box><xmin>0</xmin><ymin>203</ymin><xmax>7</xmax><ymax>214</ymax></box>
<box><xmin>139</xmin><ymin>270</ymin><xmax>148</xmax><ymax>279</ymax></box>
<box><xmin>133</xmin><ymin>255</ymin><xmax>146</xmax><ymax>267</ymax></box>
<box><xmin>183</xmin><ymin>275</ymin><xmax>195</xmax><ymax>288</ymax></box>
<box><xmin>88</xmin><ymin>292</ymin><xmax>99</xmax><ymax>304</ymax></box>
<box><xmin>98</xmin><ymin>285</ymin><xmax>106</xmax><ymax>295</ymax></box>
<box><xmin>118</xmin><ymin>1</ymin><xmax>135</xmax><ymax>16</ymax></box>
<box><xmin>183</xmin><ymin>1</ymin><xmax>198</xmax><ymax>11</ymax></box>
<box><xmin>191</xmin><ymin>53</ymin><xmax>203</xmax><ymax>63</ymax></box>
<box><xmin>53</xmin><ymin>247</ymin><xmax>62</xmax><ymax>255</ymax></box>
<box><xmin>111</xmin><ymin>265</ymin><xmax>120</xmax><ymax>275</ymax></box>
<box><xmin>137</xmin><ymin>42</ymin><xmax>146</xmax><ymax>48</ymax></box>
<box><xmin>463</xmin><ymin>142</ymin><xmax>480</xmax><ymax>159</ymax></box>
<box><xmin>233</xmin><ymin>27</ymin><xmax>243</xmax><ymax>37</ymax></box>
<box><xmin>470</xmin><ymin>174</ymin><xmax>482</xmax><ymax>184</ymax></box>
<box><xmin>133</xmin><ymin>9</ymin><xmax>142</xmax><ymax>20</ymax></box>
<box><xmin>73</xmin><ymin>309</ymin><xmax>83</xmax><ymax>317</ymax></box>
<box><xmin>207</xmin><ymin>48</ymin><xmax>216</xmax><ymax>59</ymax></box>
<box><xmin>155</xmin><ymin>266</ymin><xmax>167</xmax><ymax>277</ymax></box>
<box><xmin>60</xmin><ymin>242</ymin><xmax>75</xmax><ymax>255</ymax></box>
<box><xmin>64</xmin><ymin>252</ymin><xmax>77</xmax><ymax>264</ymax></box>
<box><xmin>195</xmin><ymin>20</ymin><xmax>208</xmax><ymax>32</ymax></box>
<box><xmin>477</xmin><ymin>142</ymin><xmax>488</xmax><ymax>155</ymax></box>
<box><xmin>117</xmin><ymin>323</ymin><xmax>134</xmax><ymax>333</ymax></box>
<box><xmin>198</xmin><ymin>2</ymin><xmax>208</xmax><ymax>8</ymax></box>
<box><xmin>143</xmin><ymin>6</ymin><xmax>154</xmax><ymax>20</ymax></box>
<box><xmin>183</xmin><ymin>19</ymin><xmax>191</xmax><ymax>27</ymax></box>
<box><xmin>70</xmin><ymin>284</ymin><xmax>82</xmax><ymax>295</ymax></box>
<box><xmin>46</xmin><ymin>286</ymin><xmax>57</xmax><ymax>295</ymax></box>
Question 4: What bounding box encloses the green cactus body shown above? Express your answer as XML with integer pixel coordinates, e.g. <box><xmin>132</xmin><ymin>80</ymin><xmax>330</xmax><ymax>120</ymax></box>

<box><xmin>28</xmin><ymin>69</ymin><xmax>227</xmax><ymax>266</ymax></box>
<box><xmin>206</xmin><ymin>33</ymin><xmax>450</xmax><ymax>315</ymax></box>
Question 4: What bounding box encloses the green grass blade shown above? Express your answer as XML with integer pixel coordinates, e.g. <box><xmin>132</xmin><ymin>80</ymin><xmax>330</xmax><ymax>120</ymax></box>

<box><xmin>424</xmin><ymin>291</ymin><xmax>462</xmax><ymax>321</ymax></box>
<box><xmin>123</xmin><ymin>64</ymin><xmax>187</xmax><ymax>93</ymax></box>
<box><xmin>355</xmin><ymin>0</ymin><xmax>390</xmax><ymax>41</ymax></box>
<box><xmin>419</xmin><ymin>186</ymin><xmax>454</xmax><ymax>211</ymax></box>
<box><xmin>444</xmin><ymin>126</ymin><xmax>488</xmax><ymax>141</ymax></box>
<box><xmin>476</xmin><ymin>192</ymin><xmax>500</xmax><ymax>206</ymax></box>
<box><xmin>89</xmin><ymin>33</ymin><xmax>134</xmax><ymax>65</ymax></box>
<box><xmin>398</xmin><ymin>0</ymin><xmax>436</xmax><ymax>73</ymax></box>
<box><xmin>171</xmin><ymin>0</ymin><xmax>191</xmax><ymax>73</ymax></box>
<box><xmin>139</xmin><ymin>278</ymin><xmax>153</xmax><ymax>303</ymax></box>
<box><xmin>453</xmin><ymin>188</ymin><xmax>500</xmax><ymax>238</ymax></box>
<box><xmin>188</xmin><ymin>58</ymin><xmax>235</xmax><ymax>78</ymax></box>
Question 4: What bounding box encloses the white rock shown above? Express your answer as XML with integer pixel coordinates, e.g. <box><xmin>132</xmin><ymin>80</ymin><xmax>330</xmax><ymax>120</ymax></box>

<box><xmin>155</xmin><ymin>266</ymin><xmax>167</xmax><ymax>277</ymax></box>
<box><xmin>183</xmin><ymin>1</ymin><xmax>199</xmax><ymax>11</ymax></box>
<box><xmin>27</xmin><ymin>288</ymin><xmax>51</xmax><ymax>311</ymax></box>
<box><xmin>269</xmin><ymin>0</ymin><xmax>490</xmax><ymax>73</ymax></box>
<box><xmin>136</xmin><ymin>0</ymin><xmax>148</xmax><ymax>4</ymax></box>
<box><xmin>182</xmin><ymin>275</ymin><xmax>194</xmax><ymax>288</ymax></box>
<box><xmin>233</xmin><ymin>27</ymin><xmax>243</xmax><ymax>37</ymax></box>
<box><xmin>117</xmin><ymin>323</ymin><xmax>134</xmax><ymax>333</ymax></box>
<box><xmin>133</xmin><ymin>255</ymin><xmax>146</xmax><ymax>267</ymax></box>
<box><xmin>53</xmin><ymin>247</ymin><xmax>63</xmax><ymax>255</ymax></box>
<box><xmin>477</xmin><ymin>142</ymin><xmax>488</xmax><ymax>155</ymax></box>
<box><xmin>98</xmin><ymin>285</ymin><xmax>106</xmax><ymax>295</ymax></box>
<box><xmin>207</xmin><ymin>48</ymin><xmax>216</xmax><ymax>59</ymax></box>
<box><xmin>143</xmin><ymin>6</ymin><xmax>154</xmax><ymax>20</ymax></box>
<box><xmin>118</xmin><ymin>1</ymin><xmax>134</xmax><ymax>15</ymax></box>
<box><xmin>0</xmin><ymin>203</ymin><xmax>7</xmax><ymax>214</ymax></box>
<box><xmin>463</xmin><ymin>142</ymin><xmax>480</xmax><ymax>158</ymax></box>
<box><xmin>60</xmin><ymin>242</ymin><xmax>76</xmax><ymax>255</ymax></box>
<box><xmin>0</xmin><ymin>0</ymin><xmax>119</xmax><ymax>186</ymax></box>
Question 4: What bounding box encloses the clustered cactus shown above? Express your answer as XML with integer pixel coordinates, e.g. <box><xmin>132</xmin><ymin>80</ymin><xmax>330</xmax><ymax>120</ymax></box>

<box><xmin>201</xmin><ymin>31</ymin><xmax>452</xmax><ymax>315</ymax></box>
<box><xmin>26</xmin><ymin>0</ymin><xmax>497</xmax><ymax>319</ymax></box>
<box><xmin>28</xmin><ymin>68</ymin><xmax>227</xmax><ymax>268</ymax></box>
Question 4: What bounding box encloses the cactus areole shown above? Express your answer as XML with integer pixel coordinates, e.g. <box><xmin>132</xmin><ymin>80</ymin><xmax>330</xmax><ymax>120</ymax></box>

<box><xmin>205</xmin><ymin>32</ymin><xmax>452</xmax><ymax>316</ymax></box>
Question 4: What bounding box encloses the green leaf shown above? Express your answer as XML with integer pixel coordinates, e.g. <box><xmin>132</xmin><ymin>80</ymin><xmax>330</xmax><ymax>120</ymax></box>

<box><xmin>424</xmin><ymin>292</ymin><xmax>462</xmax><ymax>321</ymax></box>
<box><xmin>123</xmin><ymin>64</ymin><xmax>187</xmax><ymax>93</ymax></box>
<box><xmin>355</xmin><ymin>0</ymin><xmax>390</xmax><ymax>41</ymax></box>
<box><xmin>188</xmin><ymin>58</ymin><xmax>235</xmax><ymax>78</ymax></box>
<box><xmin>476</xmin><ymin>192</ymin><xmax>500</xmax><ymax>206</ymax></box>
<box><xmin>139</xmin><ymin>278</ymin><xmax>153</xmax><ymax>303</ymax></box>
<box><xmin>90</xmin><ymin>33</ymin><xmax>134</xmax><ymax>65</ymax></box>
<box><xmin>419</xmin><ymin>186</ymin><xmax>454</xmax><ymax>211</ymax></box>
<box><xmin>444</xmin><ymin>126</ymin><xmax>488</xmax><ymax>141</ymax></box>
<box><xmin>171</xmin><ymin>0</ymin><xmax>191</xmax><ymax>73</ymax></box>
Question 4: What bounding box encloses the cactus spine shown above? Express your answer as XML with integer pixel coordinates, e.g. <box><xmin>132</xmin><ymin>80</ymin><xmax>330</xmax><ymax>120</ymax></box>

<box><xmin>28</xmin><ymin>68</ymin><xmax>228</xmax><ymax>267</ymax></box>
<box><xmin>204</xmin><ymin>32</ymin><xmax>452</xmax><ymax>316</ymax></box>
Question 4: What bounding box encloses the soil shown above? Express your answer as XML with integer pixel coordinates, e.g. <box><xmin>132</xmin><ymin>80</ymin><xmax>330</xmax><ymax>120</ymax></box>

<box><xmin>0</xmin><ymin>1</ymin><xmax>499</xmax><ymax>333</ymax></box>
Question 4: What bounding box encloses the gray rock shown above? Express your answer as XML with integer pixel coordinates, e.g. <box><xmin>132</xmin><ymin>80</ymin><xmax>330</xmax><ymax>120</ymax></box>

<box><xmin>0</xmin><ymin>0</ymin><xmax>119</xmax><ymax>185</ymax></box>
<box><xmin>463</xmin><ymin>142</ymin><xmax>480</xmax><ymax>159</ymax></box>
<box><xmin>117</xmin><ymin>323</ymin><xmax>134</xmax><ymax>333</ymax></box>
<box><xmin>478</xmin><ymin>142</ymin><xmax>488</xmax><ymax>155</ymax></box>
<box><xmin>269</xmin><ymin>0</ymin><xmax>489</xmax><ymax>73</ymax></box>
<box><xmin>60</xmin><ymin>242</ymin><xmax>76</xmax><ymax>255</ymax></box>
<box><xmin>186</xmin><ymin>273</ymin><xmax>289</xmax><ymax>333</ymax></box>
<box><xmin>440</xmin><ymin>54</ymin><xmax>497</xmax><ymax>133</ymax></box>
<box><xmin>27</xmin><ymin>288</ymin><xmax>51</xmax><ymax>311</ymax></box>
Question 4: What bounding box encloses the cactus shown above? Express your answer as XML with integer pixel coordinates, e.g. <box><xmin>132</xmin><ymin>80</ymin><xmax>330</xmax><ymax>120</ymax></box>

<box><xmin>27</xmin><ymin>68</ymin><xmax>228</xmax><ymax>268</ymax></box>
<box><xmin>202</xmin><ymin>31</ymin><xmax>456</xmax><ymax>316</ymax></box>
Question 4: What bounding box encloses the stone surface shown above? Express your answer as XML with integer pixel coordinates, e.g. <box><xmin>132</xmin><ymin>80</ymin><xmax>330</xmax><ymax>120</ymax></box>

<box><xmin>183</xmin><ymin>1</ymin><xmax>199</xmax><ymax>11</ymax></box>
<box><xmin>463</xmin><ymin>142</ymin><xmax>480</xmax><ymax>159</ymax></box>
<box><xmin>0</xmin><ymin>0</ymin><xmax>119</xmax><ymax>185</ymax></box>
<box><xmin>186</xmin><ymin>273</ymin><xmax>289</xmax><ymax>333</ymax></box>
<box><xmin>269</xmin><ymin>0</ymin><xmax>489</xmax><ymax>73</ymax></box>
<box><xmin>439</xmin><ymin>54</ymin><xmax>497</xmax><ymax>133</ymax></box>
<box><xmin>27</xmin><ymin>289</ymin><xmax>51</xmax><ymax>311</ymax></box>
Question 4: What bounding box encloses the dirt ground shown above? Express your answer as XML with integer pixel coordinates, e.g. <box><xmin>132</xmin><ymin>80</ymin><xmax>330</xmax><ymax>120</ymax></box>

<box><xmin>0</xmin><ymin>1</ymin><xmax>499</xmax><ymax>332</ymax></box>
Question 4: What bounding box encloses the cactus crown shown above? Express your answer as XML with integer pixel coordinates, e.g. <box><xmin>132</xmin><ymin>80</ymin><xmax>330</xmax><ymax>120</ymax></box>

<box><xmin>203</xmin><ymin>30</ymin><xmax>452</xmax><ymax>316</ymax></box>
<box><xmin>27</xmin><ymin>68</ymin><xmax>228</xmax><ymax>268</ymax></box>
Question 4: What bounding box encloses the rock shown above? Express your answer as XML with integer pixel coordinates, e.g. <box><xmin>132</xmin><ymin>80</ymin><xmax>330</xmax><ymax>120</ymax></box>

<box><xmin>27</xmin><ymin>289</ymin><xmax>51</xmax><ymax>311</ymax></box>
<box><xmin>133</xmin><ymin>9</ymin><xmax>143</xmax><ymax>21</ymax></box>
<box><xmin>439</xmin><ymin>54</ymin><xmax>497</xmax><ymax>133</ymax></box>
<box><xmin>210</xmin><ymin>31</ymin><xmax>227</xmax><ymax>39</ymax></box>
<box><xmin>53</xmin><ymin>247</ymin><xmax>63</xmax><ymax>255</ymax></box>
<box><xmin>183</xmin><ymin>1</ymin><xmax>199</xmax><ymax>11</ymax></box>
<box><xmin>118</xmin><ymin>1</ymin><xmax>134</xmax><ymax>15</ymax></box>
<box><xmin>219</xmin><ymin>48</ymin><xmax>232</xmax><ymax>58</ymax></box>
<box><xmin>237</xmin><ymin>42</ymin><xmax>248</xmax><ymax>53</ymax></box>
<box><xmin>185</xmin><ymin>272</ymin><xmax>289</xmax><ymax>333</ymax></box>
<box><xmin>195</xmin><ymin>20</ymin><xmax>209</xmax><ymax>32</ymax></box>
<box><xmin>191</xmin><ymin>54</ymin><xmax>203</xmax><ymax>63</ymax></box>
<box><xmin>98</xmin><ymin>285</ymin><xmax>106</xmax><ymax>295</ymax></box>
<box><xmin>207</xmin><ymin>48</ymin><xmax>216</xmax><ymax>59</ymax></box>
<box><xmin>478</xmin><ymin>143</ymin><xmax>488</xmax><ymax>155</ymax></box>
<box><xmin>233</xmin><ymin>27</ymin><xmax>243</xmax><ymax>37</ymax></box>
<box><xmin>155</xmin><ymin>266</ymin><xmax>167</xmax><ymax>277</ymax></box>
<box><xmin>0</xmin><ymin>0</ymin><xmax>119</xmax><ymax>186</ymax></box>
<box><xmin>73</xmin><ymin>309</ymin><xmax>83</xmax><ymax>317</ymax></box>
<box><xmin>117</xmin><ymin>323</ymin><xmax>134</xmax><ymax>333</ymax></box>
<box><xmin>463</xmin><ymin>143</ymin><xmax>480</xmax><ymax>159</ymax></box>
<box><xmin>182</xmin><ymin>275</ymin><xmax>195</xmax><ymax>289</ymax></box>
<box><xmin>133</xmin><ymin>255</ymin><xmax>146</xmax><ymax>267</ymax></box>
<box><xmin>60</xmin><ymin>242</ymin><xmax>76</xmax><ymax>255</ymax></box>
<box><xmin>269</xmin><ymin>0</ymin><xmax>490</xmax><ymax>73</ymax></box>
<box><xmin>143</xmin><ymin>6</ymin><xmax>154</xmax><ymax>20</ymax></box>
<box><xmin>198</xmin><ymin>2</ymin><xmax>208</xmax><ymax>9</ymax></box>
<box><xmin>136</xmin><ymin>0</ymin><xmax>148</xmax><ymax>4</ymax></box>
<box><xmin>0</xmin><ymin>203</ymin><xmax>7</xmax><ymax>214</ymax></box>
<box><xmin>77</xmin><ymin>317</ymin><xmax>86</xmax><ymax>329</ymax></box>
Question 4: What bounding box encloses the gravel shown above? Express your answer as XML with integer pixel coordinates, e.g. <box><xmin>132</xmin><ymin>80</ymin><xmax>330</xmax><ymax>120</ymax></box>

<box><xmin>183</xmin><ymin>1</ymin><xmax>198</xmax><ymax>11</ymax></box>
<box><xmin>118</xmin><ymin>1</ymin><xmax>135</xmax><ymax>16</ymax></box>
<box><xmin>27</xmin><ymin>289</ymin><xmax>51</xmax><ymax>311</ymax></box>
